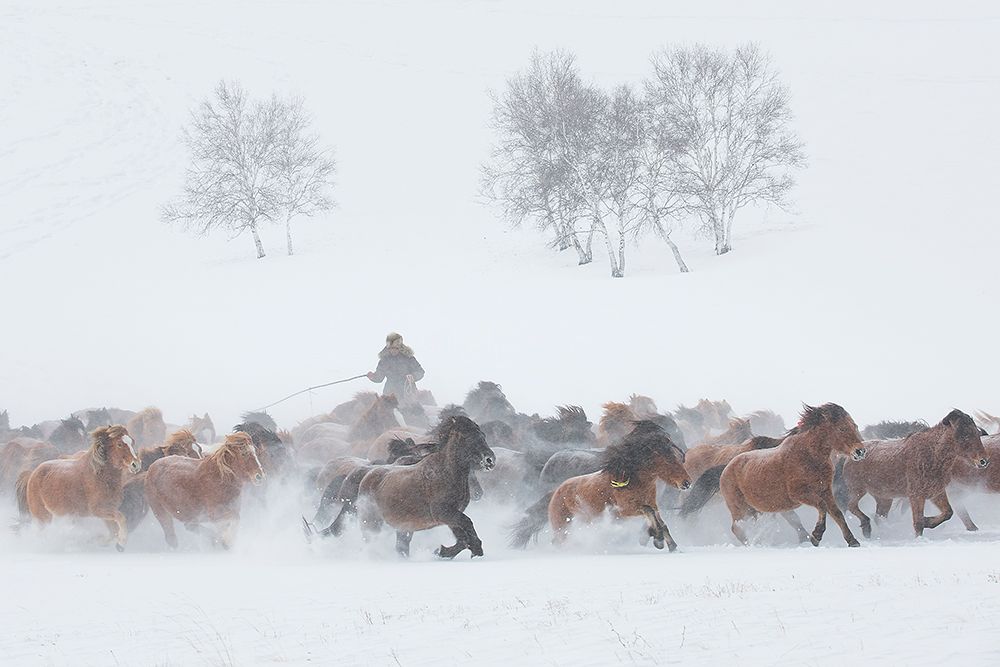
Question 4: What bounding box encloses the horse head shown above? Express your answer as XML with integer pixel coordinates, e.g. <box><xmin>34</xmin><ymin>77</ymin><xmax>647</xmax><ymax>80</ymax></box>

<box><xmin>217</xmin><ymin>432</ymin><xmax>265</xmax><ymax>485</ymax></box>
<box><xmin>92</xmin><ymin>425</ymin><xmax>141</xmax><ymax>474</ymax></box>
<box><xmin>942</xmin><ymin>409</ymin><xmax>989</xmax><ymax>469</ymax></box>
<box><xmin>437</xmin><ymin>416</ymin><xmax>495</xmax><ymax>471</ymax></box>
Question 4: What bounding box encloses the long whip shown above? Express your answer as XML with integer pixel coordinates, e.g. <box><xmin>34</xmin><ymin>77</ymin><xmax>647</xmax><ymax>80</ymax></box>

<box><xmin>255</xmin><ymin>373</ymin><xmax>367</xmax><ymax>412</ymax></box>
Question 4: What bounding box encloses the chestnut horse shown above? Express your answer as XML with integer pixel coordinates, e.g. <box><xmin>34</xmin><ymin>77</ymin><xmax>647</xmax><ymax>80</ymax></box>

<box><xmin>720</xmin><ymin>404</ymin><xmax>866</xmax><ymax>547</ymax></box>
<box><xmin>127</xmin><ymin>407</ymin><xmax>167</xmax><ymax>448</ymax></box>
<box><xmin>347</xmin><ymin>394</ymin><xmax>402</xmax><ymax>445</ymax></box>
<box><xmin>356</xmin><ymin>416</ymin><xmax>495</xmax><ymax>558</ymax></box>
<box><xmin>145</xmin><ymin>432</ymin><xmax>264</xmax><ymax>549</ymax></box>
<box><xmin>0</xmin><ymin>439</ymin><xmax>60</xmax><ymax>496</ymax></box>
<box><xmin>950</xmin><ymin>434</ymin><xmax>1000</xmax><ymax>531</ymax></box>
<box><xmin>842</xmin><ymin>409</ymin><xmax>989</xmax><ymax>538</ymax></box>
<box><xmin>120</xmin><ymin>429</ymin><xmax>204</xmax><ymax>531</ymax></box>
<box><xmin>511</xmin><ymin>421</ymin><xmax>690</xmax><ymax>551</ymax></box>
<box><xmin>596</xmin><ymin>402</ymin><xmax>637</xmax><ymax>448</ymax></box>
<box><xmin>17</xmin><ymin>425</ymin><xmax>141</xmax><ymax>551</ymax></box>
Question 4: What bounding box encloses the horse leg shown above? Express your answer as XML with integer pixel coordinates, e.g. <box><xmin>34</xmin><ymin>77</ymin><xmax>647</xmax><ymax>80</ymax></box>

<box><xmin>909</xmin><ymin>496</ymin><xmax>927</xmax><ymax>537</ymax></box>
<box><xmin>819</xmin><ymin>491</ymin><xmax>860</xmax><ymax>547</ymax></box>
<box><xmin>149</xmin><ymin>501</ymin><xmax>178</xmax><ymax>549</ymax></box>
<box><xmin>648</xmin><ymin>505</ymin><xmax>678</xmax><ymax>552</ymax></box>
<box><xmin>780</xmin><ymin>511</ymin><xmax>814</xmax><ymax>545</ymax></box>
<box><xmin>321</xmin><ymin>501</ymin><xmax>354</xmax><ymax>538</ymax></box>
<box><xmin>924</xmin><ymin>492</ymin><xmax>954</xmax><ymax>530</ymax></box>
<box><xmin>846</xmin><ymin>493</ymin><xmax>872</xmax><ymax>539</ymax></box>
<box><xmin>217</xmin><ymin>517</ymin><xmax>240</xmax><ymax>550</ymax></box>
<box><xmin>874</xmin><ymin>497</ymin><xmax>892</xmax><ymax>520</ymax></box>
<box><xmin>436</xmin><ymin>512</ymin><xmax>483</xmax><ymax>559</ymax></box>
<box><xmin>955</xmin><ymin>502</ymin><xmax>979</xmax><ymax>532</ymax></box>
<box><xmin>96</xmin><ymin>509</ymin><xmax>128</xmax><ymax>552</ymax></box>
<box><xmin>395</xmin><ymin>531</ymin><xmax>413</xmax><ymax>557</ymax></box>
<box><xmin>639</xmin><ymin>506</ymin><xmax>665</xmax><ymax>550</ymax></box>
<box><xmin>810</xmin><ymin>508</ymin><xmax>826</xmax><ymax>546</ymax></box>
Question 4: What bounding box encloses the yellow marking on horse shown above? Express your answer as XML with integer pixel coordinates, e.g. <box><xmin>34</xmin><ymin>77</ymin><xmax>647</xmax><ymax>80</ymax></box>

<box><xmin>611</xmin><ymin>479</ymin><xmax>630</xmax><ymax>489</ymax></box>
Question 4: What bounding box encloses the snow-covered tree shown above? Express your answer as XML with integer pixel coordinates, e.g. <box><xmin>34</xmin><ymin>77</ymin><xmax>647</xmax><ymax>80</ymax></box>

<box><xmin>482</xmin><ymin>50</ymin><xmax>598</xmax><ymax>266</ymax></box>
<box><xmin>274</xmin><ymin>98</ymin><xmax>336</xmax><ymax>256</ymax></box>
<box><xmin>646</xmin><ymin>44</ymin><xmax>805</xmax><ymax>255</ymax></box>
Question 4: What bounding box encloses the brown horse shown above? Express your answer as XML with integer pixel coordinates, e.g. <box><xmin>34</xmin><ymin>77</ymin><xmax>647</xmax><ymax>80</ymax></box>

<box><xmin>596</xmin><ymin>402</ymin><xmax>637</xmax><ymax>448</ymax></box>
<box><xmin>356</xmin><ymin>416</ymin><xmax>495</xmax><ymax>558</ymax></box>
<box><xmin>511</xmin><ymin>421</ymin><xmax>690</xmax><ymax>551</ymax></box>
<box><xmin>119</xmin><ymin>430</ymin><xmax>204</xmax><ymax>531</ymax></box>
<box><xmin>684</xmin><ymin>434</ymin><xmax>783</xmax><ymax>483</ymax></box>
<box><xmin>950</xmin><ymin>434</ymin><xmax>1000</xmax><ymax>531</ymax></box>
<box><xmin>18</xmin><ymin>425</ymin><xmax>141</xmax><ymax>551</ymax></box>
<box><xmin>127</xmin><ymin>407</ymin><xmax>167</xmax><ymax>448</ymax></box>
<box><xmin>0</xmin><ymin>439</ymin><xmax>61</xmax><ymax>496</ymax></box>
<box><xmin>720</xmin><ymin>404</ymin><xmax>866</xmax><ymax>547</ymax></box>
<box><xmin>842</xmin><ymin>409</ymin><xmax>989</xmax><ymax>538</ymax></box>
<box><xmin>145</xmin><ymin>432</ymin><xmax>264</xmax><ymax>549</ymax></box>
<box><xmin>348</xmin><ymin>394</ymin><xmax>401</xmax><ymax>445</ymax></box>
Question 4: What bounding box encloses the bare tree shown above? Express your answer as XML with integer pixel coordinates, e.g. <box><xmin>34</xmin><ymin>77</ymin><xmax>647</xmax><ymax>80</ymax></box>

<box><xmin>647</xmin><ymin>44</ymin><xmax>805</xmax><ymax>255</ymax></box>
<box><xmin>482</xmin><ymin>50</ymin><xmax>597</xmax><ymax>265</ymax></box>
<box><xmin>163</xmin><ymin>80</ymin><xmax>285</xmax><ymax>259</ymax></box>
<box><xmin>274</xmin><ymin>99</ymin><xmax>336</xmax><ymax>255</ymax></box>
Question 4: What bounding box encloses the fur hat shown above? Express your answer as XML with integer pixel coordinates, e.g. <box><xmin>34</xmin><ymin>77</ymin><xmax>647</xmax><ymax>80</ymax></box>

<box><xmin>379</xmin><ymin>332</ymin><xmax>413</xmax><ymax>358</ymax></box>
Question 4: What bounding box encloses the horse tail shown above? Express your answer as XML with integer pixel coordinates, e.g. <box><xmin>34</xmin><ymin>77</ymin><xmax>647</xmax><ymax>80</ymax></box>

<box><xmin>508</xmin><ymin>491</ymin><xmax>553</xmax><ymax>549</ymax></box>
<box><xmin>679</xmin><ymin>465</ymin><xmax>726</xmax><ymax>518</ymax></box>
<box><xmin>15</xmin><ymin>470</ymin><xmax>30</xmax><ymax>519</ymax></box>
<box><xmin>832</xmin><ymin>458</ymin><xmax>849</xmax><ymax>510</ymax></box>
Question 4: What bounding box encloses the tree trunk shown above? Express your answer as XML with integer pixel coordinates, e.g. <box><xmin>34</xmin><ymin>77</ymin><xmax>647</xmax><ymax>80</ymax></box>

<box><xmin>250</xmin><ymin>221</ymin><xmax>266</xmax><ymax>259</ymax></box>
<box><xmin>723</xmin><ymin>208</ymin><xmax>736</xmax><ymax>255</ymax></box>
<box><xmin>580</xmin><ymin>220</ymin><xmax>595</xmax><ymax>265</ymax></box>
<box><xmin>617</xmin><ymin>226</ymin><xmax>627</xmax><ymax>278</ymax></box>
<box><xmin>713</xmin><ymin>208</ymin><xmax>731</xmax><ymax>255</ymax></box>
<box><xmin>285</xmin><ymin>215</ymin><xmax>294</xmax><ymax>256</ymax></box>
<box><xmin>662</xmin><ymin>235</ymin><xmax>689</xmax><ymax>273</ymax></box>
<box><xmin>594</xmin><ymin>217</ymin><xmax>622</xmax><ymax>278</ymax></box>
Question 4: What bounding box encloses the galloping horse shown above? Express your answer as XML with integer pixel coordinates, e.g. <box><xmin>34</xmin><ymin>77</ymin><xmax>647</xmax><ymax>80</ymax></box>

<box><xmin>842</xmin><ymin>409</ymin><xmax>988</xmax><ymax>537</ymax></box>
<box><xmin>145</xmin><ymin>432</ymin><xmax>264</xmax><ymax>549</ymax></box>
<box><xmin>720</xmin><ymin>404</ymin><xmax>866</xmax><ymax>547</ymax></box>
<box><xmin>511</xmin><ymin>421</ymin><xmax>690</xmax><ymax>551</ymax></box>
<box><xmin>18</xmin><ymin>425</ymin><xmax>141</xmax><ymax>551</ymax></box>
<box><xmin>356</xmin><ymin>416</ymin><xmax>495</xmax><ymax>558</ymax></box>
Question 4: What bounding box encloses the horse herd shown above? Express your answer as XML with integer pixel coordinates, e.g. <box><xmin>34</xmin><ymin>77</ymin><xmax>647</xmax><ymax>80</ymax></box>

<box><xmin>2</xmin><ymin>385</ymin><xmax>999</xmax><ymax>559</ymax></box>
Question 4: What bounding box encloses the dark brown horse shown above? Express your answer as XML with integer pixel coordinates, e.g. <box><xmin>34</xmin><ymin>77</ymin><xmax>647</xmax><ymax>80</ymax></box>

<box><xmin>145</xmin><ymin>432</ymin><xmax>264</xmax><ymax>549</ymax></box>
<box><xmin>48</xmin><ymin>415</ymin><xmax>88</xmax><ymax>453</ymax></box>
<box><xmin>950</xmin><ymin>434</ymin><xmax>1000</xmax><ymax>531</ymax></box>
<box><xmin>234</xmin><ymin>422</ymin><xmax>289</xmax><ymax>476</ymax></box>
<box><xmin>356</xmin><ymin>416</ymin><xmax>495</xmax><ymax>558</ymax></box>
<box><xmin>720</xmin><ymin>404</ymin><xmax>866</xmax><ymax>547</ymax></box>
<box><xmin>511</xmin><ymin>421</ymin><xmax>690</xmax><ymax>551</ymax></box>
<box><xmin>18</xmin><ymin>425</ymin><xmax>141</xmax><ymax>551</ymax></box>
<box><xmin>842</xmin><ymin>409</ymin><xmax>989</xmax><ymax>537</ymax></box>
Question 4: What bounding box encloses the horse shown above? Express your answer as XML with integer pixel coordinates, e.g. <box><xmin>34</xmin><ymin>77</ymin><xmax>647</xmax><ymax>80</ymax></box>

<box><xmin>674</xmin><ymin>399</ymin><xmax>733</xmax><ymax>445</ymax></box>
<box><xmin>628</xmin><ymin>394</ymin><xmax>659</xmax><ymax>419</ymax></box>
<box><xmin>48</xmin><ymin>415</ymin><xmax>88</xmax><ymax>453</ymax></box>
<box><xmin>187</xmin><ymin>413</ymin><xmax>216</xmax><ymax>444</ymax></box>
<box><xmin>234</xmin><ymin>422</ymin><xmax>289</xmax><ymax>476</ymax></box>
<box><xmin>678</xmin><ymin>435</ymin><xmax>784</xmax><ymax>517</ymax></box>
<box><xmin>355</xmin><ymin>416</ymin><xmax>495</xmax><ymax>558</ymax></box>
<box><xmin>841</xmin><ymin>409</ymin><xmax>989</xmax><ymax>538</ymax></box>
<box><xmin>510</xmin><ymin>421</ymin><xmax>690</xmax><ymax>551</ymax></box>
<box><xmin>127</xmin><ymin>407</ymin><xmax>167</xmax><ymax>449</ymax></box>
<box><xmin>950</xmin><ymin>434</ymin><xmax>1000</xmax><ymax>531</ymax></box>
<box><xmin>718</xmin><ymin>404</ymin><xmax>866</xmax><ymax>547</ymax></box>
<box><xmin>240</xmin><ymin>411</ymin><xmax>278</xmax><ymax>432</ymax></box>
<box><xmin>0</xmin><ymin>439</ymin><xmax>60</xmax><ymax>496</ymax></box>
<box><xmin>17</xmin><ymin>425</ymin><xmax>141</xmax><ymax>551</ymax></box>
<box><xmin>119</xmin><ymin>429</ymin><xmax>204</xmax><ymax>532</ymax></box>
<box><xmin>145</xmin><ymin>432</ymin><xmax>265</xmax><ymax>549</ymax></box>
<box><xmin>462</xmin><ymin>381</ymin><xmax>516</xmax><ymax>424</ymax></box>
<box><xmin>597</xmin><ymin>402</ymin><xmax>637</xmax><ymax>448</ymax></box>
<box><xmin>347</xmin><ymin>393</ymin><xmax>401</xmax><ymax>444</ymax></box>
<box><xmin>860</xmin><ymin>419</ymin><xmax>929</xmax><ymax>441</ymax></box>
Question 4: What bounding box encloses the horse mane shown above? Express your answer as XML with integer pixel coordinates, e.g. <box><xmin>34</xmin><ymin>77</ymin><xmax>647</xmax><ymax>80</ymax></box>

<box><xmin>600</xmin><ymin>421</ymin><xmax>681</xmax><ymax>486</ymax></box>
<box><xmin>233</xmin><ymin>421</ymin><xmax>282</xmax><ymax>448</ymax></box>
<box><xmin>207</xmin><ymin>433</ymin><xmax>252</xmax><ymax>479</ymax></box>
<box><xmin>601</xmin><ymin>402</ymin><xmax>636</xmax><ymax>427</ymax></box>
<box><xmin>88</xmin><ymin>425</ymin><xmax>128</xmax><ymax>472</ymax></box>
<box><xmin>748</xmin><ymin>435</ymin><xmax>783</xmax><ymax>450</ymax></box>
<box><xmin>556</xmin><ymin>405</ymin><xmax>588</xmax><ymax>423</ymax></box>
<box><xmin>433</xmin><ymin>415</ymin><xmax>481</xmax><ymax>444</ymax></box>
<box><xmin>164</xmin><ymin>429</ymin><xmax>195</xmax><ymax>447</ymax></box>
<box><xmin>793</xmin><ymin>403</ymin><xmax>850</xmax><ymax>432</ymax></box>
<box><xmin>939</xmin><ymin>408</ymin><xmax>979</xmax><ymax>440</ymax></box>
<box><xmin>240</xmin><ymin>411</ymin><xmax>278</xmax><ymax>432</ymax></box>
<box><xmin>861</xmin><ymin>419</ymin><xmax>928</xmax><ymax>440</ymax></box>
<box><xmin>437</xmin><ymin>404</ymin><xmax>468</xmax><ymax>421</ymax></box>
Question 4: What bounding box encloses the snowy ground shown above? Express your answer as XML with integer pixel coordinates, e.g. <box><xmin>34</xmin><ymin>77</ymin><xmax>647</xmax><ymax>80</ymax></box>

<box><xmin>3</xmin><ymin>491</ymin><xmax>1000</xmax><ymax>665</ymax></box>
<box><xmin>3</xmin><ymin>1</ymin><xmax>1000</xmax><ymax>665</ymax></box>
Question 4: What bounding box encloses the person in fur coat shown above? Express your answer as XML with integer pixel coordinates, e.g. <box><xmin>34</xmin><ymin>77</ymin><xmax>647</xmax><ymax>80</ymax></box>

<box><xmin>366</xmin><ymin>332</ymin><xmax>425</xmax><ymax>402</ymax></box>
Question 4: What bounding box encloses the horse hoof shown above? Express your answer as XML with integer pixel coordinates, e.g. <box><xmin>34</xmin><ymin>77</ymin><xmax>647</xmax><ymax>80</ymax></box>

<box><xmin>847</xmin><ymin>540</ymin><xmax>860</xmax><ymax>548</ymax></box>
<box><xmin>966</xmin><ymin>524</ymin><xmax>979</xmax><ymax>532</ymax></box>
<box><xmin>667</xmin><ymin>542</ymin><xmax>677</xmax><ymax>553</ymax></box>
<box><xmin>653</xmin><ymin>539</ymin><xmax>665</xmax><ymax>550</ymax></box>
<box><xmin>115</xmin><ymin>543</ymin><xmax>125</xmax><ymax>553</ymax></box>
